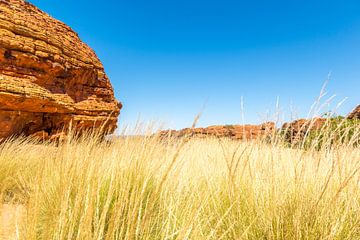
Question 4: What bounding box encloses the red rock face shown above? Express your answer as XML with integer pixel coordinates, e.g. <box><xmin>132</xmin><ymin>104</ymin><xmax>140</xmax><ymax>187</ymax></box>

<box><xmin>281</xmin><ymin>118</ymin><xmax>326</xmax><ymax>143</ymax></box>
<box><xmin>348</xmin><ymin>105</ymin><xmax>360</xmax><ymax>120</ymax></box>
<box><xmin>159</xmin><ymin>122</ymin><xmax>276</xmax><ymax>140</ymax></box>
<box><xmin>0</xmin><ymin>0</ymin><xmax>121</xmax><ymax>139</ymax></box>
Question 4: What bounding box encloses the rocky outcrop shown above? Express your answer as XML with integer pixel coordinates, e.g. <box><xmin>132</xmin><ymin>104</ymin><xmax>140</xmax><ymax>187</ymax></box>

<box><xmin>159</xmin><ymin>122</ymin><xmax>276</xmax><ymax>140</ymax></box>
<box><xmin>0</xmin><ymin>0</ymin><xmax>121</xmax><ymax>139</ymax></box>
<box><xmin>282</xmin><ymin>105</ymin><xmax>360</xmax><ymax>144</ymax></box>
<box><xmin>281</xmin><ymin>118</ymin><xmax>327</xmax><ymax>144</ymax></box>
<box><xmin>158</xmin><ymin>105</ymin><xmax>360</xmax><ymax>142</ymax></box>
<box><xmin>348</xmin><ymin>105</ymin><xmax>360</xmax><ymax>120</ymax></box>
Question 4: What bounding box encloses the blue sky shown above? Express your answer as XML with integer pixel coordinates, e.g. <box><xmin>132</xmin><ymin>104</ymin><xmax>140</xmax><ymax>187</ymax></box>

<box><xmin>29</xmin><ymin>0</ymin><xmax>360</xmax><ymax>129</ymax></box>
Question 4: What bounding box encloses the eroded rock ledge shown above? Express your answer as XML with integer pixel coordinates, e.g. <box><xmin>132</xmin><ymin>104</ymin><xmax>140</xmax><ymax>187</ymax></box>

<box><xmin>0</xmin><ymin>0</ymin><xmax>121</xmax><ymax>139</ymax></box>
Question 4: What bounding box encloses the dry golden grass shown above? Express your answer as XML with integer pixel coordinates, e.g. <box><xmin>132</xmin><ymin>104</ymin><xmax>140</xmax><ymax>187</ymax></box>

<box><xmin>0</xmin><ymin>126</ymin><xmax>360</xmax><ymax>239</ymax></box>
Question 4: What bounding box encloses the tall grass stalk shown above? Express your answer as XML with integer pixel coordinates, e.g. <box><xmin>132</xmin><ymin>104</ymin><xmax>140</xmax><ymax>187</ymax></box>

<box><xmin>0</xmin><ymin>125</ymin><xmax>360</xmax><ymax>239</ymax></box>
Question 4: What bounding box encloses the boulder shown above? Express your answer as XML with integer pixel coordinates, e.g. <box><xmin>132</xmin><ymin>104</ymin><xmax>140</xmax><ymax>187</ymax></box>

<box><xmin>0</xmin><ymin>0</ymin><xmax>121</xmax><ymax>139</ymax></box>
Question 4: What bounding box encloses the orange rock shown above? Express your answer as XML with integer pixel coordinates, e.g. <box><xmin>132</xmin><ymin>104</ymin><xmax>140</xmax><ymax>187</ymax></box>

<box><xmin>0</xmin><ymin>0</ymin><xmax>121</xmax><ymax>139</ymax></box>
<box><xmin>159</xmin><ymin>122</ymin><xmax>275</xmax><ymax>140</ymax></box>
<box><xmin>348</xmin><ymin>105</ymin><xmax>360</xmax><ymax>120</ymax></box>
<box><xmin>281</xmin><ymin>118</ymin><xmax>326</xmax><ymax>143</ymax></box>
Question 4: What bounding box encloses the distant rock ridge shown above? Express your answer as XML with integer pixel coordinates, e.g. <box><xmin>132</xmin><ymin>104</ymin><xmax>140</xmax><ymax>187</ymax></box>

<box><xmin>159</xmin><ymin>122</ymin><xmax>276</xmax><ymax>140</ymax></box>
<box><xmin>159</xmin><ymin>105</ymin><xmax>360</xmax><ymax>141</ymax></box>
<box><xmin>0</xmin><ymin>0</ymin><xmax>121</xmax><ymax>140</ymax></box>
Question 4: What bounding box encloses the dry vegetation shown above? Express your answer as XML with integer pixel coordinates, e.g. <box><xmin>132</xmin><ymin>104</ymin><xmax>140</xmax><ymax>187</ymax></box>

<box><xmin>0</xmin><ymin>123</ymin><xmax>360</xmax><ymax>239</ymax></box>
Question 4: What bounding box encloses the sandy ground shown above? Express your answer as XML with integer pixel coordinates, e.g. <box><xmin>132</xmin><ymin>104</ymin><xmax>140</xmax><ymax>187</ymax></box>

<box><xmin>0</xmin><ymin>204</ymin><xmax>24</xmax><ymax>240</ymax></box>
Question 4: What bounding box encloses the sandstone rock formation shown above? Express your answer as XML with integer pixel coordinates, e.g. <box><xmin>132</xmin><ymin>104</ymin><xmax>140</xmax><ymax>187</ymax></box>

<box><xmin>158</xmin><ymin>104</ymin><xmax>360</xmax><ymax>142</ymax></box>
<box><xmin>0</xmin><ymin>0</ymin><xmax>121</xmax><ymax>139</ymax></box>
<box><xmin>281</xmin><ymin>118</ymin><xmax>327</xmax><ymax>143</ymax></box>
<box><xmin>348</xmin><ymin>105</ymin><xmax>360</xmax><ymax>120</ymax></box>
<box><xmin>159</xmin><ymin>122</ymin><xmax>276</xmax><ymax>140</ymax></box>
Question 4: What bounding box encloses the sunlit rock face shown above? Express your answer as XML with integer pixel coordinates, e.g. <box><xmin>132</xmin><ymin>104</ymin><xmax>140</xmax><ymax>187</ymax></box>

<box><xmin>0</xmin><ymin>0</ymin><xmax>121</xmax><ymax>139</ymax></box>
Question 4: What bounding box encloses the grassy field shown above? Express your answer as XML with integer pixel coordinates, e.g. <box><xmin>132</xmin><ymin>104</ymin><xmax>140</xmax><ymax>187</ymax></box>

<box><xmin>0</xmin><ymin>125</ymin><xmax>360</xmax><ymax>239</ymax></box>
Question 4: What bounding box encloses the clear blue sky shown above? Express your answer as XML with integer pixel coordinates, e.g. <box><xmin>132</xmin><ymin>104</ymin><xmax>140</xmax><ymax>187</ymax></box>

<box><xmin>29</xmin><ymin>0</ymin><xmax>360</xmax><ymax>129</ymax></box>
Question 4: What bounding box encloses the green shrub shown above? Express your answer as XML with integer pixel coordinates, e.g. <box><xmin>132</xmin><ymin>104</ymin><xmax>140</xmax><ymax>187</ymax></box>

<box><xmin>303</xmin><ymin>117</ymin><xmax>360</xmax><ymax>150</ymax></box>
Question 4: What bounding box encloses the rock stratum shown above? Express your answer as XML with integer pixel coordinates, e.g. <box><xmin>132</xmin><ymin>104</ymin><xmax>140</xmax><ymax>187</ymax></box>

<box><xmin>0</xmin><ymin>0</ymin><xmax>121</xmax><ymax>139</ymax></box>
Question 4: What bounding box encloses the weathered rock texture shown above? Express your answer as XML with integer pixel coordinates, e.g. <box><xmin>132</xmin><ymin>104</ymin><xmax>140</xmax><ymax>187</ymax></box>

<box><xmin>348</xmin><ymin>105</ymin><xmax>360</xmax><ymax>120</ymax></box>
<box><xmin>159</xmin><ymin>122</ymin><xmax>276</xmax><ymax>140</ymax></box>
<box><xmin>0</xmin><ymin>0</ymin><xmax>121</xmax><ymax>139</ymax></box>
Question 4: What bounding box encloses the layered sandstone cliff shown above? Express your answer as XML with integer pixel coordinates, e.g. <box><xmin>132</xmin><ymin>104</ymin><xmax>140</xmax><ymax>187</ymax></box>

<box><xmin>0</xmin><ymin>0</ymin><xmax>121</xmax><ymax>139</ymax></box>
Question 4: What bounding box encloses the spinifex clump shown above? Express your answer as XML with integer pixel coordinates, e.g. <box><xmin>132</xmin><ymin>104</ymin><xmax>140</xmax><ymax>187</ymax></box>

<box><xmin>0</xmin><ymin>126</ymin><xmax>359</xmax><ymax>239</ymax></box>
